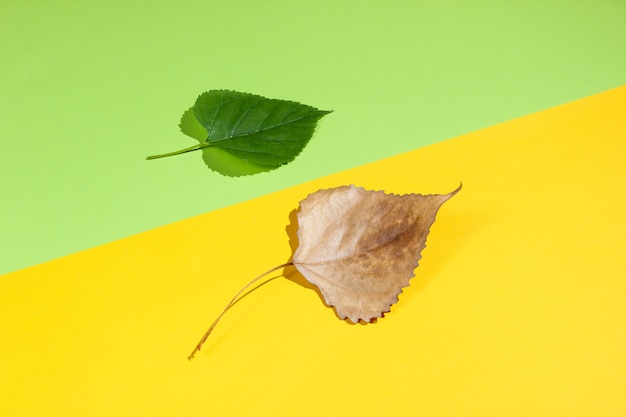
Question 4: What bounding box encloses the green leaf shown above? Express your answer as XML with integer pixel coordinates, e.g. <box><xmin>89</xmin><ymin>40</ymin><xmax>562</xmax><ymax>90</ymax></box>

<box><xmin>147</xmin><ymin>90</ymin><xmax>332</xmax><ymax>175</ymax></box>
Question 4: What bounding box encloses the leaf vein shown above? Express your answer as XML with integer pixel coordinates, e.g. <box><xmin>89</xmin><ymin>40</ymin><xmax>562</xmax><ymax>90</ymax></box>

<box><xmin>229</xmin><ymin>99</ymin><xmax>263</xmax><ymax>137</ymax></box>
<box><xmin>298</xmin><ymin>223</ymin><xmax>416</xmax><ymax>266</ymax></box>
<box><xmin>210</xmin><ymin>113</ymin><xmax>320</xmax><ymax>144</ymax></box>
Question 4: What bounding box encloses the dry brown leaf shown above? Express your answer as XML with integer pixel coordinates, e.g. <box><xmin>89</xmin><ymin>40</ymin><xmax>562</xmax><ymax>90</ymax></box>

<box><xmin>292</xmin><ymin>184</ymin><xmax>461</xmax><ymax>323</ymax></box>
<box><xmin>188</xmin><ymin>184</ymin><xmax>460</xmax><ymax>359</ymax></box>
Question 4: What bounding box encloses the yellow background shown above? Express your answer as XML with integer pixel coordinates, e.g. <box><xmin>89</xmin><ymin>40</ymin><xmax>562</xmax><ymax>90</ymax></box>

<box><xmin>1</xmin><ymin>86</ymin><xmax>625</xmax><ymax>416</ymax></box>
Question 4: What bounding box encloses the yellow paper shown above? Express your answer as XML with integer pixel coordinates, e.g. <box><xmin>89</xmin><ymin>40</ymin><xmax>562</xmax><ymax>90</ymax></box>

<box><xmin>2</xmin><ymin>86</ymin><xmax>625</xmax><ymax>416</ymax></box>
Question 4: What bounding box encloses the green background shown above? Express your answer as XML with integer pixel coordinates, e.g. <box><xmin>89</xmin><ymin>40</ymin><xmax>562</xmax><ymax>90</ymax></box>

<box><xmin>1</xmin><ymin>0</ymin><xmax>625</xmax><ymax>275</ymax></box>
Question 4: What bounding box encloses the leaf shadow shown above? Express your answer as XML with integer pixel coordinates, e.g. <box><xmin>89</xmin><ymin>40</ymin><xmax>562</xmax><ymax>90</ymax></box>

<box><xmin>179</xmin><ymin>107</ymin><xmax>277</xmax><ymax>177</ymax></box>
<box><xmin>284</xmin><ymin>208</ymin><xmax>323</xmax><ymax>300</ymax></box>
<box><xmin>283</xmin><ymin>188</ymin><xmax>482</xmax><ymax>326</ymax></box>
<box><xmin>284</xmin><ymin>207</ymin><xmax>365</xmax><ymax>326</ymax></box>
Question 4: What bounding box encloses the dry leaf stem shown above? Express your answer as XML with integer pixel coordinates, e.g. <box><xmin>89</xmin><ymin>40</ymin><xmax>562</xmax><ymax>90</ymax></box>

<box><xmin>188</xmin><ymin>262</ymin><xmax>293</xmax><ymax>360</ymax></box>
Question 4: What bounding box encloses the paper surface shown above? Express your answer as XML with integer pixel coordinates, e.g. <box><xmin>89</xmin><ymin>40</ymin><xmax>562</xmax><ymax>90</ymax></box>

<box><xmin>2</xmin><ymin>86</ymin><xmax>625</xmax><ymax>416</ymax></box>
<box><xmin>3</xmin><ymin>0</ymin><xmax>626</xmax><ymax>274</ymax></box>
